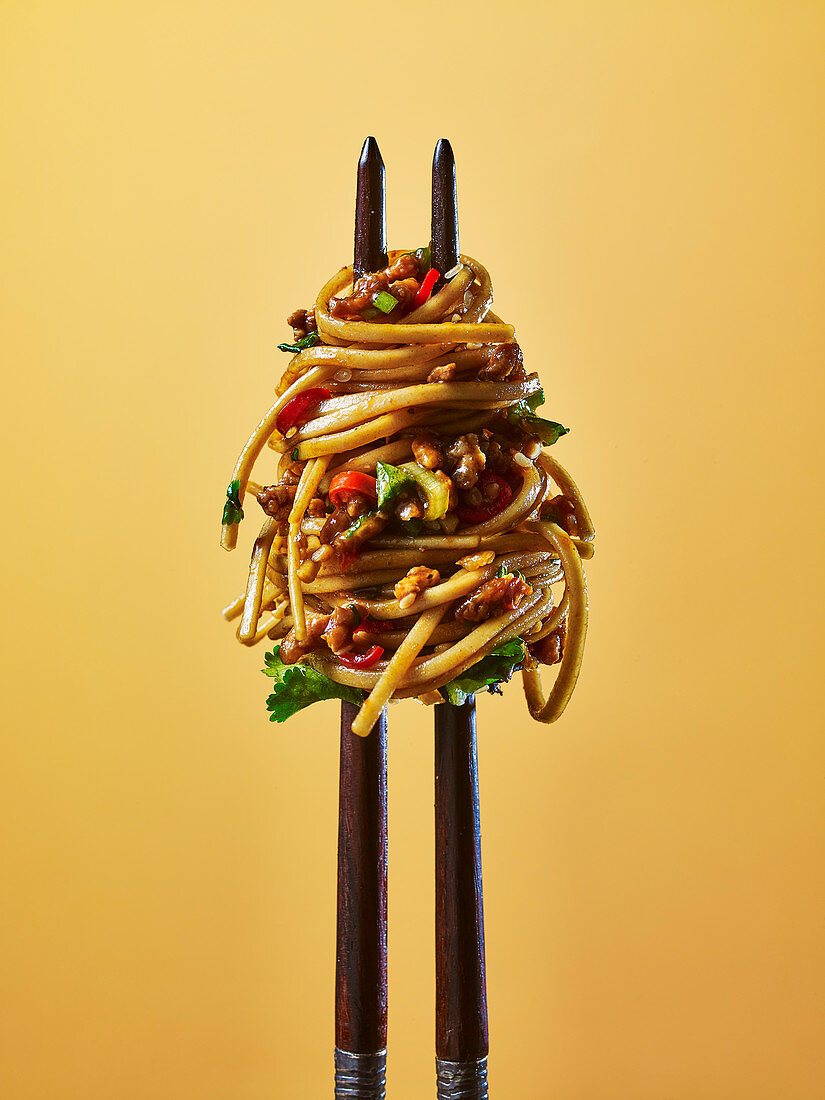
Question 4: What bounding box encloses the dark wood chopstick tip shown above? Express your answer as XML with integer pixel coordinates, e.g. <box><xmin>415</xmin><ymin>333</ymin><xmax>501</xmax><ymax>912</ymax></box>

<box><xmin>359</xmin><ymin>135</ymin><xmax>384</xmax><ymax>169</ymax></box>
<box><xmin>431</xmin><ymin>138</ymin><xmax>459</xmax><ymax>287</ymax></box>
<box><xmin>355</xmin><ymin>137</ymin><xmax>387</xmax><ymax>280</ymax></box>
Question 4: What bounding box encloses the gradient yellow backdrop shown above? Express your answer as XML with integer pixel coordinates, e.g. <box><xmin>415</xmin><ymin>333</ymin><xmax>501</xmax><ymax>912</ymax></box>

<box><xmin>2</xmin><ymin>2</ymin><xmax>824</xmax><ymax>1097</ymax></box>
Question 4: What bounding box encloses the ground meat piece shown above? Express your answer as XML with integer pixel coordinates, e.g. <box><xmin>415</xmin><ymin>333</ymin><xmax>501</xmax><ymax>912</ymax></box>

<box><xmin>344</xmin><ymin>491</ymin><xmax>373</xmax><ymax>519</ymax></box>
<box><xmin>257</xmin><ymin>482</ymin><xmax>296</xmax><ymax>520</ymax></box>
<box><xmin>320</xmin><ymin>507</ymin><xmax>354</xmax><ymax>544</ymax></box>
<box><xmin>453</xmin><ymin>573</ymin><xmax>533</xmax><ymax>623</ymax></box>
<box><xmin>286</xmin><ymin>308</ymin><xmax>317</xmax><ymax>342</ymax></box>
<box><xmin>447</xmin><ymin>433</ymin><xmax>486</xmax><ymax>489</ymax></box>
<box><xmin>389</xmin><ymin>278</ymin><xmax>420</xmax><ymax>311</ymax></box>
<box><xmin>328</xmin><ymin>254</ymin><xmax>423</xmax><ymax>320</ymax></box>
<box><xmin>426</xmin><ymin>363</ymin><xmax>458</xmax><ymax>383</ymax></box>
<box><xmin>479</xmin><ymin>435</ymin><xmax>510</xmax><ymax>473</ymax></box>
<box><xmin>531</xmin><ymin>621</ymin><xmax>567</xmax><ymax>665</ymax></box>
<box><xmin>478</xmin><ymin>342</ymin><xmax>523</xmax><ymax>381</ymax></box>
<box><xmin>322</xmin><ymin>605</ymin><xmax>359</xmax><ymax>653</ymax></box>
<box><xmin>387</xmin><ymin>253</ymin><xmax>420</xmax><ymax>281</ymax></box>
<box><xmin>329</xmin><ymin>272</ymin><xmax>385</xmax><ymax>318</ymax></box>
<box><xmin>396</xmin><ymin>497</ymin><xmax>424</xmax><ymax>521</ymax></box>
<box><xmin>541</xmin><ymin>494</ymin><xmax>579</xmax><ymax>537</ymax></box>
<box><xmin>394</xmin><ymin>566</ymin><xmax>441</xmax><ymax>610</ymax></box>
<box><xmin>278</xmin><ymin>611</ymin><xmax>330</xmax><ymax>664</ymax></box>
<box><xmin>333</xmin><ymin>510</ymin><xmax>388</xmax><ymax>555</ymax></box>
<box><xmin>457</xmin><ymin>550</ymin><xmax>496</xmax><ymax>571</ymax></box>
<box><xmin>281</xmin><ymin>462</ymin><xmax>304</xmax><ymax>484</ymax></box>
<box><xmin>306</xmin><ymin>497</ymin><xmax>327</xmax><ymax>518</ymax></box>
<box><xmin>411</xmin><ymin>432</ymin><xmax>444</xmax><ymax>470</ymax></box>
<box><xmin>256</xmin><ymin>463</ymin><xmax>305</xmax><ymax>520</ymax></box>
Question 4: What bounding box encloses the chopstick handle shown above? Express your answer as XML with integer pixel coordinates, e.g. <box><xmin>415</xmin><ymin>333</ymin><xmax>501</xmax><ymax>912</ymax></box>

<box><xmin>333</xmin><ymin>137</ymin><xmax>390</xmax><ymax>1100</ymax></box>
<box><xmin>434</xmin><ymin>697</ymin><xmax>489</xmax><ymax>1099</ymax></box>
<box><xmin>335</xmin><ymin>703</ymin><xmax>388</xmax><ymax>1098</ymax></box>
<box><xmin>431</xmin><ymin>137</ymin><xmax>489</xmax><ymax>1098</ymax></box>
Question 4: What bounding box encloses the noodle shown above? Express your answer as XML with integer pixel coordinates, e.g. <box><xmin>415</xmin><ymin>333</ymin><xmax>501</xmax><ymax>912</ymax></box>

<box><xmin>220</xmin><ymin>249</ymin><xmax>594</xmax><ymax>734</ymax></box>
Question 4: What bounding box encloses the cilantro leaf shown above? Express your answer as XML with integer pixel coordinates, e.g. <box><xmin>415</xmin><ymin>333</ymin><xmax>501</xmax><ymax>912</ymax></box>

<box><xmin>440</xmin><ymin>639</ymin><xmax>526</xmax><ymax>706</ymax></box>
<box><xmin>222</xmin><ymin>478</ymin><xmax>244</xmax><ymax>526</ymax></box>
<box><xmin>277</xmin><ymin>332</ymin><xmax>321</xmax><ymax>353</ymax></box>
<box><xmin>262</xmin><ymin>646</ymin><xmax>365</xmax><ymax>723</ymax></box>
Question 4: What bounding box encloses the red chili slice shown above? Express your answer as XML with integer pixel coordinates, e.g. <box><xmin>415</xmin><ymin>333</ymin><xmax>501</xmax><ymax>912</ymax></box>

<box><xmin>456</xmin><ymin>472</ymin><xmax>514</xmax><ymax>525</ymax></box>
<box><xmin>354</xmin><ymin>618</ymin><xmax>395</xmax><ymax>635</ymax></box>
<box><xmin>275</xmin><ymin>387</ymin><xmax>330</xmax><ymax>434</ymax></box>
<box><xmin>337</xmin><ymin>645</ymin><xmax>384</xmax><ymax>670</ymax></box>
<box><xmin>412</xmin><ymin>267</ymin><xmax>440</xmax><ymax>309</ymax></box>
<box><xmin>328</xmin><ymin>471</ymin><xmax>379</xmax><ymax>507</ymax></box>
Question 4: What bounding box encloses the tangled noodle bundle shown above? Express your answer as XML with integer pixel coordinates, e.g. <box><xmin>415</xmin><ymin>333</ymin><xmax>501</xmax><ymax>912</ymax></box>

<box><xmin>221</xmin><ymin>250</ymin><xmax>594</xmax><ymax>736</ymax></box>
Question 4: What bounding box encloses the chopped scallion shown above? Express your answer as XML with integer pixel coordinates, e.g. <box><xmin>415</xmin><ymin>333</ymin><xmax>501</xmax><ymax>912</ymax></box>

<box><xmin>373</xmin><ymin>291</ymin><xmax>398</xmax><ymax>314</ymax></box>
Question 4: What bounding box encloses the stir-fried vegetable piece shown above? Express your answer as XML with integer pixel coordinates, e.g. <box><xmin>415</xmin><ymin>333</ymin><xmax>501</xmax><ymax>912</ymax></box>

<box><xmin>398</xmin><ymin>461</ymin><xmax>451</xmax><ymax>520</ymax></box>
<box><xmin>412</xmin><ymin>267</ymin><xmax>440</xmax><ymax>308</ymax></box>
<box><xmin>373</xmin><ymin>290</ymin><xmax>398</xmax><ymax>314</ymax></box>
<box><xmin>376</xmin><ymin>461</ymin><xmax>415</xmax><ymax>509</ymax></box>
<box><xmin>456</xmin><ymin>472</ymin><xmax>513</xmax><ymax>525</ymax></box>
<box><xmin>338</xmin><ymin>645</ymin><xmax>384</xmax><ymax>670</ymax></box>
<box><xmin>276</xmin><ymin>387</ymin><xmax>330</xmax><ymax>434</ymax></box>
<box><xmin>328</xmin><ymin>471</ymin><xmax>378</xmax><ymax>507</ymax></box>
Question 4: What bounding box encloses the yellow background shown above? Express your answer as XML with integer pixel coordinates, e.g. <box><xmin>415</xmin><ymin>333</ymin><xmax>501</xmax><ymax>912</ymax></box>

<box><xmin>2</xmin><ymin>2</ymin><xmax>823</xmax><ymax>1097</ymax></box>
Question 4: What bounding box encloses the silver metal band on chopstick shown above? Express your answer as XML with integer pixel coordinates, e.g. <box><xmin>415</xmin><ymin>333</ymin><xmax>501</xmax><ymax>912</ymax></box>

<box><xmin>334</xmin><ymin>1048</ymin><xmax>387</xmax><ymax>1099</ymax></box>
<box><xmin>436</xmin><ymin>1056</ymin><xmax>489</xmax><ymax>1100</ymax></box>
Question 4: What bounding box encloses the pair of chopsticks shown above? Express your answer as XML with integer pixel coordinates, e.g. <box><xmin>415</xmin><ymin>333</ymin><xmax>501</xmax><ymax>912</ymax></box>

<box><xmin>333</xmin><ymin>139</ymin><xmax>489</xmax><ymax>1100</ymax></box>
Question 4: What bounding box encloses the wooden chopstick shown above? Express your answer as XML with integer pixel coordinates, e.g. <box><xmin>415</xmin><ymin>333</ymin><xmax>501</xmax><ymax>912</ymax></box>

<box><xmin>432</xmin><ymin>137</ymin><xmax>490</xmax><ymax>1100</ymax></box>
<box><xmin>333</xmin><ymin>137</ymin><xmax>388</xmax><ymax>1100</ymax></box>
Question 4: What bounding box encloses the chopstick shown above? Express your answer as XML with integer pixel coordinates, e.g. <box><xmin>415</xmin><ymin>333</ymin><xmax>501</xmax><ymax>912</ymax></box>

<box><xmin>432</xmin><ymin>139</ymin><xmax>490</xmax><ymax>1099</ymax></box>
<box><xmin>334</xmin><ymin>137</ymin><xmax>389</xmax><ymax>1100</ymax></box>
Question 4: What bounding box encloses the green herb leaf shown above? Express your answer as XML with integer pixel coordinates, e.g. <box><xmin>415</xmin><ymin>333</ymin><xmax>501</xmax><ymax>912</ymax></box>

<box><xmin>341</xmin><ymin>510</ymin><xmax>377</xmax><ymax>542</ymax></box>
<box><xmin>527</xmin><ymin>416</ymin><xmax>568</xmax><ymax>445</ymax></box>
<box><xmin>399</xmin><ymin>518</ymin><xmax>423</xmax><ymax>537</ymax></box>
<box><xmin>222</xmin><ymin>478</ymin><xmax>244</xmax><ymax>526</ymax></box>
<box><xmin>508</xmin><ymin>387</ymin><xmax>546</xmax><ymax>419</ymax></box>
<box><xmin>506</xmin><ymin>396</ymin><xmax>569</xmax><ymax>445</ymax></box>
<box><xmin>440</xmin><ymin>640</ymin><xmax>526</xmax><ymax>706</ymax></box>
<box><xmin>277</xmin><ymin>332</ymin><xmax>321</xmax><ymax>353</ymax></box>
<box><xmin>291</xmin><ymin>447</ymin><xmax>300</xmax><ymax>460</ymax></box>
<box><xmin>374</xmin><ymin>290</ymin><xmax>398</xmax><ymax>314</ymax></box>
<box><xmin>376</xmin><ymin>461</ymin><xmax>415</xmax><ymax>510</ymax></box>
<box><xmin>262</xmin><ymin>646</ymin><xmax>365</xmax><ymax>722</ymax></box>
